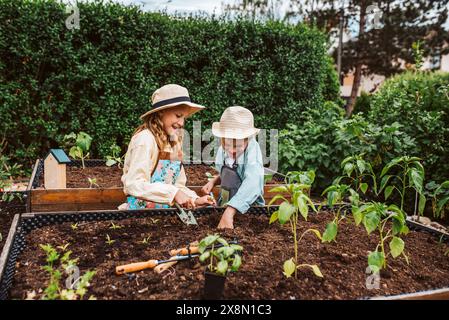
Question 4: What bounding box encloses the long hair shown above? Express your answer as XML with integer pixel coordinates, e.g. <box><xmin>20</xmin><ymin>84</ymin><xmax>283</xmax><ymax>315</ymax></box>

<box><xmin>133</xmin><ymin>112</ymin><xmax>183</xmax><ymax>156</ymax></box>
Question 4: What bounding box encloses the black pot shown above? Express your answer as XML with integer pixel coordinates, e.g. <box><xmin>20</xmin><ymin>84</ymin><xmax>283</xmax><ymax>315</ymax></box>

<box><xmin>203</xmin><ymin>271</ymin><xmax>226</xmax><ymax>300</ymax></box>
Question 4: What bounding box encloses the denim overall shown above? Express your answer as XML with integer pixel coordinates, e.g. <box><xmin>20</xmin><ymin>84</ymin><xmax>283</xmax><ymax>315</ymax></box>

<box><xmin>126</xmin><ymin>151</ymin><xmax>182</xmax><ymax>210</ymax></box>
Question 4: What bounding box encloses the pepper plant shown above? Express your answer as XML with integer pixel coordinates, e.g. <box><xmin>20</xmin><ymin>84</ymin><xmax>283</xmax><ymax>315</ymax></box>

<box><xmin>198</xmin><ymin>234</ymin><xmax>243</xmax><ymax>276</ymax></box>
<box><xmin>333</xmin><ymin>154</ymin><xmax>377</xmax><ymax>196</ymax></box>
<box><xmin>378</xmin><ymin>156</ymin><xmax>426</xmax><ymax>215</ymax></box>
<box><xmin>105</xmin><ymin>143</ymin><xmax>124</xmax><ymax>168</ymax></box>
<box><xmin>425</xmin><ymin>180</ymin><xmax>449</xmax><ymax>219</ymax></box>
<box><xmin>353</xmin><ymin>202</ymin><xmax>409</xmax><ymax>273</ymax></box>
<box><xmin>269</xmin><ymin>171</ymin><xmax>323</xmax><ymax>279</ymax></box>
<box><xmin>63</xmin><ymin>132</ymin><xmax>92</xmax><ymax>169</ymax></box>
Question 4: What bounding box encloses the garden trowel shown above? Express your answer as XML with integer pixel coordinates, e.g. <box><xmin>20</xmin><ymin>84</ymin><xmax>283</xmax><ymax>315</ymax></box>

<box><xmin>174</xmin><ymin>202</ymin><xmax>198</xmax><ymax>225</ymax></box>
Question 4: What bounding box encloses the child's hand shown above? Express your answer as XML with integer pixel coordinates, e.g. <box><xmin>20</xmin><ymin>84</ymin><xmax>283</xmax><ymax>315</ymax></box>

<box><xmin>174</xmin><ymin>190</ymin><xmax>196</xmax><ymax>209</ymax></box>
<box><xmin>195</xmin><ymin>195</ymin><xmax>216</xmax><ymax>207</ymax></box>
<box><xmin>218</xmin><ymin>206</ymin><xmax>237</xmax><ymax>229</ymax></box>
<box><xmin>201</xmin><ymin>180</ymin><xmax>215</xmax><ymax>196</ymax></box>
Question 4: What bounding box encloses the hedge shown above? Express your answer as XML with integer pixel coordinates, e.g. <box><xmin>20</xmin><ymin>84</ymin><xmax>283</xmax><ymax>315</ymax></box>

<box><xmin>0</xmin><ymin>0</ymin><xmax>339</xmax><ymax>167</ymax></box>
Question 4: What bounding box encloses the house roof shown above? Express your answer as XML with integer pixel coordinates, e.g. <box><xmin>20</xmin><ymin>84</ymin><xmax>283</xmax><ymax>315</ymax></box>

<box><xmin>45</xmin><ymin>149</ymin><xmax>71</xmax><ymax>164</ymax></box>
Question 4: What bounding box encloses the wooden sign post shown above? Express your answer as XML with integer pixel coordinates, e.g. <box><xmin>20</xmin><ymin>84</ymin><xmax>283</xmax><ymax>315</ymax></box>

<box><xmin>44</xmin><ymin>149</ymin><xmax>71</xmax><ymax>189</ymax></box>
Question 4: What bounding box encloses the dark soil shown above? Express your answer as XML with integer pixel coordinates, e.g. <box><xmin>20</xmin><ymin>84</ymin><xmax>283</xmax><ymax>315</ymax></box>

<box><xmin>9</xmin><ymin>211</ymin><xmax>449</xmax><ymax>300</ymax></box>
<box><xmin>38</xmin><ymin>165</ymin><xmax>219</xmax><ymax>189</ymax></box>
<box><xmin>0</xmin><ymin>199</ymin><xmax>26</xmax><ymax>254</ymax></box>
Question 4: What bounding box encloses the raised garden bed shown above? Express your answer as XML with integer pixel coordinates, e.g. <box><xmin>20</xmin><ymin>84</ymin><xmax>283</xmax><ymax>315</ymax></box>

<box><xmin>1</xmin><ymin>206</ymin><xmax>449</xmax><ymax>300</ymax></box>
<box><xmin>28</xmin><ymin>159</ymin><xmax>288</xmax><ymax>212</ymax></box>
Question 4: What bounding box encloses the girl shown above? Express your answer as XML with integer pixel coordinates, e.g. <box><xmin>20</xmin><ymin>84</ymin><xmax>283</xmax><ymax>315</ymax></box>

<box><xmin>119</xmin><ymin>84</ymin><xmax>214</xmax><ymax>210</ymax></box>
<box><xmin>201</xmin><ymin>106</ymin><xmax>265</xmax><ymax>229</ymax></box>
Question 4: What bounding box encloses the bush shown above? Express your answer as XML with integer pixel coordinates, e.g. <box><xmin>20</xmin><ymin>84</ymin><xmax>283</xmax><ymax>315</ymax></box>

<box><xmin>0</xmin><ymin>0</ymin><xmax>339</xmax><ymax>167</ymax></box>
<box><xmin>279</xmin><ymin>101</ymin><xmax>415</xmax><ymax>189</ymax></box>
<box><xmin>353</xmin><ymin>91</ymin><xmax>372</xmax><ymax>115</ymax></box>
<box><xmin>368</xmin><ymin>71</ymin><xmax>449</xmax><ymax>184</ymax></box>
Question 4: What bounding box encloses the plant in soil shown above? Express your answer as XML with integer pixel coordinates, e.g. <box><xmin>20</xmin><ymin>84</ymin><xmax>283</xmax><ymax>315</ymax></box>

<box><xmin>353</xmin><ymin>202</ymin><xmax>409</xmax><ymax>273</ymax></box>
<box><xmin>105</xmin><ymin>234</ymin><xmax>115</xmax><ymax>245</ymax></box>
<box><xmin>109</xmin><ymin>222</ymin><xmax>123</xmax><ymax>230</ymax></box>
<box><xmin>87</xmin><ymin>177</ymin><xmax>99</xmax><ymax>188</ymax></box>
<box><xmin>105</xmin><ymin>143</ymin><xmax>125</xmax><ymax>168</ymax></box>
<box><xmin>333</xmin><ymin>154</ymin><xmax>377</xmax><ymax>196</ymax></box>
<box><xmin>425</xmin><ymin>180</ymin><xmax>449</xmax><ymax>219</ymax></box>
<box><xmin>0</xmin><ymin>153</ymin><xmax>25</xmax><ymax>202</ymax></box>
<box><xmin>320</xmin><ymin>183</ymin><xmax>360</xmax><ymax>242</ymax></box>
<box><xmin>198</xmin><ymin>234</ymin><xmax>243</xmax><ymax>276</ymax></box>
<box><xmin>269</xmin><ymin>171</ymin><xmax>323</xmax><ymax>279</ymax></box>
<box><xmin>37</xmin><ymin>244</ymin><xmax>96</xmax><ymax>300</ymax></box>
<box><xmin>378</xmin><ymin>156</ymin><xmax>426</xmax><ymax>216</ymax></box>
<box><xmin>63</xmin><ymin>132</ymin><xmax>92</xmax><ymax>169</ymax></box>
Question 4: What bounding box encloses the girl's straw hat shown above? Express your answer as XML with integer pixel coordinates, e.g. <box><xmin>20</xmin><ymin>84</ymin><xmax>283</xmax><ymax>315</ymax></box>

<box><xmin>212</xmin><ymin>106</ymin><xmax>260</xmax><ymax>139</ymax></box>
<box><xmin>140</xmin><ymin>84</ymin><xmax>205</xmax><ymax>119</ymax></box>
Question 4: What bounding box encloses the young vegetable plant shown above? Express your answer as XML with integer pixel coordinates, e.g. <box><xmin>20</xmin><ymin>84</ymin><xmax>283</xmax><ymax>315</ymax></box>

<box><xmin>39</xmin><ymin>244</ymin><xmax>96</xmax><ymax>300</ymax></box>
<box><xmin>320</xmin><ymin>184</ymin><xmax>360</xmax><ymax>242</ymax></box>
<box><xmin>87</xmin><ymin>177</ymin><xmax>99</xmax><ymax>188</ymax></box>
<box><xmin>109</xmin><ymin>222</ymin><xmax>123</xmax><ymax>230</ymax></box>
<box><xmin>378</xmin><ymin>156</ymin><xmax>426</xmax><ymax>216</ymax></box>
<box><xmin>105</xmin><ymin>234</ymin><xmax>115</xmax><ymax>245</ymax></box>
<box><xmin>353</xmin><ymin>202</ymin><xmax>409</xmax><ymax>273</ymax></box>
<box><xmin>333</xmin><ymin>154</ymin><xmax>377</xmax><ymax>196</ymax></box>
<box><xmin>63</xmin><ymin>132</ymin><xmax>92</xmax><ymax>169</ymax></box>
<box><xmin>105</xmin><ymin>143</ymin><xmax>124</xmax><ymax>168</ymax></box>
<box><xmin>426</xmin><ymin>180</ymin><xmax>449</xmax><ymax>219</ymax></box>
<box><xmin>269</xmin><ymin>171</ymin><xmax>323</xmax><ymax>279</ymax></box>
<box><xmin>198</xmin><ymin>234</ymin><xmax>243</xmax><ymax>276</ymax></box>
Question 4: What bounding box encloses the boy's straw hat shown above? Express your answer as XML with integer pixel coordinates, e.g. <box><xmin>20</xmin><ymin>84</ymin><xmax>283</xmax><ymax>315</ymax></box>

<box><xmin>140</xmin><ymin>84</ymin><xmax>205</xmax><ymax>119</ymax></box>
<box><xmin>212</xmin><ymin>106</ymin><xmax>260</xmax><ymax>139</ymax></box>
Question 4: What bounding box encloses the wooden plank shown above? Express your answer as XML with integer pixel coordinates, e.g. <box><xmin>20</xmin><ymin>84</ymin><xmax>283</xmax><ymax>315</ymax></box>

<box><xmin>26</xmin><ymin>159</ymin><xmax>40</xmax><ymax>212</ymax></box>
<box><xmin>0</xmin><ymin>214</ymin><xmax>20</xmax><ymax>281</ymax></box>
<box><xmin>372</xmin><ymin>287</ymin><xmax>449</xmax><ymax>300</ymax></box>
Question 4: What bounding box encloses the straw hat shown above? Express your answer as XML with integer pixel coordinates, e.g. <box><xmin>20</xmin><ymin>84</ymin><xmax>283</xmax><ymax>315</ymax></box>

<box><xmin>140</xmin><ymin>84</ymin><xmax>205</xmax><ymax>119</ymax></box>
<box><xmin>212</xmin><ymin>106</ymin><xmax>260</xmax><ymax>139</ymax></box>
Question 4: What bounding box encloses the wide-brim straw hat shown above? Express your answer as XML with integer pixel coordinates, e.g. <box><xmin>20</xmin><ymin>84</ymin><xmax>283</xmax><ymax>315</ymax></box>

<box><xmin>140</xmin><ymin>84</ymin><xmax>205</xmax><ymax>119</ymax></box>
<box><xmin>212</xmin><ymin>106</ymin><xmax>260</xmax><ymax>139</ymax></box>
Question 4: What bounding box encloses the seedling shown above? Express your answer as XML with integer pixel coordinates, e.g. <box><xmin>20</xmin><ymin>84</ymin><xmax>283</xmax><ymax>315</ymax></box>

<box><xmin>353</xmin><ymin>202</ymin><xmax>409</xmax><ymax>273</ymax></box>
<box><xmin>105</xmin><ymin>234</ymin><xmax>115</xmax><ymax>245</ymax></box>
<box><xmin>269</xmin><ymin>171</ymin><xmax>323</xmax><ymax>279</ymax></box>
<box><xmin>105</xmin><ymin>143</ymin><xmax>124</xmax><ymax>168</ymax></box>
<box><xmin>57</xmin><ymin>243</ymin><xmax>70</xmax><ymax>251</ymax></box>
<box><xmin>378</xmin><ymin>156</ymin><xmax>426</xmax><ymax>216</ymax></box>
<box><xmin>87</xmin><ymin>177</ymin><xmax>99</xmax><ymax>189</ymax></box>
<box><xmin>333</xmin><ymin>154</ymin><xmax>377</xmax><ymax>196</ymax></box>
<box><xmin>320</xmin><ymin>184</ymin><xmax>360</xmax><ymax>242</ymax></box>
<box><xmin>426</xmin><ymin>180</ymin><xmax>449</xmax><ymax>218</ymax></box>
<box><xmin>205</xmin><ymin>172</ymin><xmax>214</xmax><ymax>181</ymax></box>
<box><xmin>71</xmin><ymin>223</ymin><xmax>78</xmax><ymax>230</ymax></box>
<box><xmin>198</xmin><ymin>234</ymin><xmax>243</xmax><ymax>276</ymax></box>
<box><xmin>63</xmin><ymin>132</ymin><xmax>92</xmax><ymax>169</ymax></box>
<box><xmin>109</xmin><ymin>222</ymin><xmax>123</xmax><ymax>230</ymax></box>
<box><xmin>139</xmin><ymin>236</ymin><xmax>151</xmax><ymax>245</ymax></box>
<box><xmin>39</xmin><ymin>244</ymin><xmax>96</xmax><ymax>300</ymax></box>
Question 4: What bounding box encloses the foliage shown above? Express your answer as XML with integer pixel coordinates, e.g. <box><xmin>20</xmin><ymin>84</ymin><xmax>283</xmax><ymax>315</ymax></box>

<box><xmin>63</xmin><ymin>132</ymin><xmax>92</xmax><ymax>169</ymax></box>
<box><xmin>105</xmin><ymin>143</ymin><xmax>124</xmax><ymax>168</ymax></box>
<box><xmin>353</xmin><ymin>202</ymin><xmax>409</xmax><ymax>273</ymax></box>
<box><xmin>198</xmin><ymin>234</ymin><xmax>243</xmax><ymax>276</ymax></box>
<box><xmin>38</xmin><ymin>244</ymin><xmax>96</xmax><ymax>300</ymax></box>
<box><xmin>268</xmin><ymin>171</ymin><xmax>323</xmax><ymax>279</ymax></box>
<box><xmin>426</xmin><ymin>180</ymin><xmax>449</xmax><ymax>219</ymax></box>
<box><xmin>0</xmin><ymin>0</ymin><xmax>339</xmax><ymax>167</ymax></box>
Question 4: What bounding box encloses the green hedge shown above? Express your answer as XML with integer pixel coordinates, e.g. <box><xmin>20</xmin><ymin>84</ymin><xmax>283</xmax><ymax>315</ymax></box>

<box><xmin>368</xmin><ymin>71</ymin><xmax>449</xmax><ymax>184</ymax></box>
<box><xmin>0</xmin><ymin>0</ymin><xmax>339</xmax><ymax>167</ymax></box>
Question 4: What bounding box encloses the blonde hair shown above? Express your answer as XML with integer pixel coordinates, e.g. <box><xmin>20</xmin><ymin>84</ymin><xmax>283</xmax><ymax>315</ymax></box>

<box><xmin>133</xmin><ymin>112</ymin><xmax>183</xmax><ymax>153</ymax></box>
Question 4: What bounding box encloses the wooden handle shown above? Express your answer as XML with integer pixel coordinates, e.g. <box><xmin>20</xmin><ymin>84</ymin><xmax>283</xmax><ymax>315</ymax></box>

<box><xmin>115</xmin><ymin>260</ymin><xmax>158</xmax><ymax>275</ymax></box>
<box><xmin>154</xmin><ymin>257</ymin><xmax>179</xmax><ymax>274</ymax></box>
<box><xmin>169</xmin><ymin>246</ymin><xmax>200</xmax><ymax>256</ymax></box>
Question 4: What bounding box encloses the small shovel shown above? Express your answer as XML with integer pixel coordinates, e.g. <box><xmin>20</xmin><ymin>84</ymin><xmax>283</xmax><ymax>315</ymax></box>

<box><xmin>174</xmin><ymin>202</ymin><xmax>198</xmax><ymax>225</ymax></box>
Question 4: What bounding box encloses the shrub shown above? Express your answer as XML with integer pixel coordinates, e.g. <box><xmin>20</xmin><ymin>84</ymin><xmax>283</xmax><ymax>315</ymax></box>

<box><xmin>368</xmin><ymin>71</ymin><xmax>449</xmax><ymax>184</ymax></box>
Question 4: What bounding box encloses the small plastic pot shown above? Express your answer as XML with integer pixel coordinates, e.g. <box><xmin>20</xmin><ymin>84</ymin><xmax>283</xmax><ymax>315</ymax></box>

<box><xmin>203</xmin><ymin>271</ymin><xmax>226</xmax><ymax>300</ymax></box>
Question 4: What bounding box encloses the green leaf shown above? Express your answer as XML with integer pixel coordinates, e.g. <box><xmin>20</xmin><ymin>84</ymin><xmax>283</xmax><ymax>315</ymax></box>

<box><xmin>344</xmin><ymin>162</ymin><xmax>354</xmax><ymax>176</ymax></box>
<box><xmin>356</xmin><ymin>159</ymin><xmax>366</xmax><ymax>174</ymax></box>
<box><xmin>231</xmin><ymin>254</ymin><xmax>242</xmax><ymax>272</ymax></box>
<box><xmin>268</xmin><ymin>186</ymin><xmax>288</xmax><ymax>193</ymax></box>
<box><xmin>368</xmin><ymin>251</ymin><xmax>385</xmax><ymax>273</ymax></box>
<box><xmin>418</xmin><ymin>193</ymin><xmax>426</xmax><ymax>215</ymax></box>
<box><xmin>278</xmin><ymin>202</ymin><xmax>296</xmax><ymax>224</ymax></box>
<box><xmin>322</xmin><ymin>222</ymin><xmax>338</xmax><ymax>243</ymax></box>
<box><xmin>269</xmin><ymin>211</ymin><xmax>279</xmax><ymax>224</ymax></box>
<box><xmin>283</xmin><ymin>258</ymin><xmax>296</xmax><ymax>278</ymax></box>
<box><xmin>216</xmin><ymin>260</ymin><xmax>228</xmax><ymax>275</ymax></box>
<box><xmin>298</xmin><ymin>264</ymin><xmax>323</xmax><ymax>278</ymax></box>
<box><xmin>389</xmin><ymin>237</ymin><xmax>405</xmax><ymax>258</ymax></box>
<box><xmin>409</xmin><ymin>168</ymin><xmax>424</xmax><ymax>194</ymax></box>
<box><xmin>384</xmin><ymin>186</ymin><xmax>394</xmax><ymax>200</ymax></box>
<box><xmin>199</xmin><ymin>251</ymin><xmax>210</xmax><ymax>262</ymax></box>
<box><xmin>363</xmin><ymin>210</ymin><xmax>380</xmax><ymax>234</ymax></box>
<box><xmin>105</xmin><ymin>159</ymin><xmax>116</xmax><ymax>167</ymax></box>
<box><xmin>297</xmin><ymin>195</ymin><xmax>308</xmax><ymax>220</ymax></box>
<box><xmin>360</xmin><ymin>183</ymin><xmax>368</xmax><ymax>194</ymax></box>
